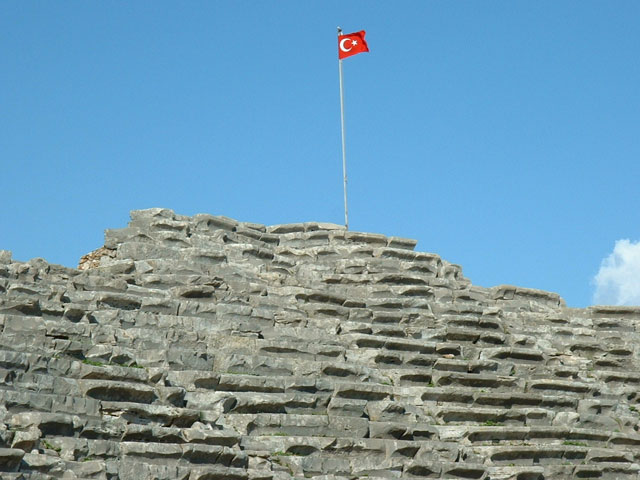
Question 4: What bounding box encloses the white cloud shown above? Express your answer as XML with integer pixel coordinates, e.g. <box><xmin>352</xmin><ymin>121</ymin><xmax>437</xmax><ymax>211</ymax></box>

<box><xmin>593</xmin><ymin>239</ymin><xmax>640</xmax><ymax>306</ymax></box>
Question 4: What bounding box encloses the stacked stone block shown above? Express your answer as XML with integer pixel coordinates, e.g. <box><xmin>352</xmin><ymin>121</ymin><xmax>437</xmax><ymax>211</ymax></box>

<box><xmin>1</xmin><ymin>208</ymin><xmax>640</xmax><ymax>479</ymax></box>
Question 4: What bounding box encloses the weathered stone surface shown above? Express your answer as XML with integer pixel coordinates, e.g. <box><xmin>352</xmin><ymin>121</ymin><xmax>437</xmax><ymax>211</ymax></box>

<box><xmin>1</xmin><ymin>207</ymin><xmax>640</xmax><ymax>478</ymax></box>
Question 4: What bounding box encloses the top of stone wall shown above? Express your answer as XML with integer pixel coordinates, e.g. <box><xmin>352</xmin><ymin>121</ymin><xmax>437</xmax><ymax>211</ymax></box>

<box><xmin>113</xmin><ymin>208</ymin><xmax>420</xmax><ymax>252</ymax></box>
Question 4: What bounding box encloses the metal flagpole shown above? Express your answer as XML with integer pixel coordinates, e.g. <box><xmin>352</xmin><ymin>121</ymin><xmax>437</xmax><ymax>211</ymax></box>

<box><xmin>337</xmin><ymin>27</ymin><xmax>349</xmax><ymax>230</ymax></box>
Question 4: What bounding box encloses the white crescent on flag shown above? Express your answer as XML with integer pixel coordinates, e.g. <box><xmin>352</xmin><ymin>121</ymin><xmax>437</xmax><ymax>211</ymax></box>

<box><xmin>339</xmin><ymin>38</ymin><xmax>352</xmax><ymax>53</ymax></box>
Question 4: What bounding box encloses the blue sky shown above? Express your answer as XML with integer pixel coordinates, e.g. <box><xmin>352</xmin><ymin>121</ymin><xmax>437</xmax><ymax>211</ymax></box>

<box><xmin>2</xmin><ymin>2</ymin><xmax>639</xmax><ymax>307</ymax></box>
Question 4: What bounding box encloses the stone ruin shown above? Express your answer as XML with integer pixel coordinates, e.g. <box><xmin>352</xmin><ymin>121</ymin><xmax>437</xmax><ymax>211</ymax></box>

<box><xmin>1</xmin><ymin>208</ymin><xmax>640</xmax><ymax>480</ymax></box>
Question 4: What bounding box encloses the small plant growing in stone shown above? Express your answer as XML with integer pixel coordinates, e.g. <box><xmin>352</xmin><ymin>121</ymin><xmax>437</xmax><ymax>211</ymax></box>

<box><xmin>42</xmin><ymin>440</ymin><xmax>61</xmax><ymax>453</ymax></box>
<box><xmin>483</xmin><ymin>420</ymin><xmax>501</xmax><ymax>426</ymax></box>
<box><xmin>82</xmin><ymin>359</ymin><xmax>105</xmax><ymax>367</ymax></box>
<box><xmin>273</xmin><ymin>451</ymin><xmax>293</xmax><ymax>456</ymax></box>
<box><xmin>563</xmin><ymin>440</ymin><xmax>587</xmax><ymax>446</ymax></box>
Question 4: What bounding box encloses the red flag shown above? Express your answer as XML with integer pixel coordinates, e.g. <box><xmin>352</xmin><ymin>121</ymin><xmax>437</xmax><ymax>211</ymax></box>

<box><xmin>338</xmin><ymin>30</ymin><xmax>369</xmax><ymax>59</ymax></box>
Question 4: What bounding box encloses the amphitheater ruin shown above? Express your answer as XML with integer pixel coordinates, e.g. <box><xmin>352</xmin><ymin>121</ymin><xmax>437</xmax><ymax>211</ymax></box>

<box><xmin>1</xmin><ymin>208</ymin><xmax>640</xmax><ymax>479</ymax></box>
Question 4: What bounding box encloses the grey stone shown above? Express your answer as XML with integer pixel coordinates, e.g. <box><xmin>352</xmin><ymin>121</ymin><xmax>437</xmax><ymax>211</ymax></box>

<box><xmin>2</xmin><ymin>208</ymin><xmax>640</xmax><ymax>478</ymax></box>
<box><xmin>0</xmin><ymin>250</ymin><xmax>11</xmax><ymax>264</ymax></box>
<box><xmin>0</xmin><ymin>447</ymin><xmax>25</xmax><ymax>472</ymax></box>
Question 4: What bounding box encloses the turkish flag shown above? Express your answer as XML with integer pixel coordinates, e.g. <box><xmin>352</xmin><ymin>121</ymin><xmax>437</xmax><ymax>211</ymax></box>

<box><xmin>338</xmin><ymin>30</ymin><xmax>369</xmax><ymax>59</ymax></box>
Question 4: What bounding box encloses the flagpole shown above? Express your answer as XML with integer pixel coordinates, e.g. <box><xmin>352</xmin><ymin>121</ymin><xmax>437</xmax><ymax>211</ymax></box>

<box><xmin>337</xmin><ymin>26</ymin><xmax>349</xmax><ymax>230</ymax></box>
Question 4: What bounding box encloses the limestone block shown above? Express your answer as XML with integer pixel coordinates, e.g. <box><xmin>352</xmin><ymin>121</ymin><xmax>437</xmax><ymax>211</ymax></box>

<box><xmin>95</xmin><ymin>292</ymin><xmax>142</xmax><ymax>311</ymax></box>
<box><xmin>343</xmin><ymin>231</ymin><xmax>388</xmax><ymax>247</ymax></box>
<box><xmin>365</xmin><ymin>400</ymin><xmax>417</xmax><ymax>422</ymax></box>
<box><xmin>99</xmin><ymin>401</ymin><xmax>200</xmax><ymax>427</ymax></box>
<box><xmin>117</xmin><ymin>460</ymin><xmax>190</xmax><ymax>480</ymax></box>
<box><xmin>22</xmin><ymin>451</ymin><xmax>67</xmax><ymax>475</ymax></box>
<box><xmin>0</xmin><ymin>448</ymin><xmax>25</xmax><ymax>472</ymax></box>
<box><xmin>385</xmin><ymin>236</ymin><xmax>418</xmax><ymax>251</ymax></box>
<box><xmin>487</xmin><ymin>465</ymin><xmax>545</xmax><ymax>480</ymax></box>
<box><xmin>80</xmin><ymin>379</ymin><xmax>158</xmax><ymax>404</ymax></box>
<box><xmin>217</xmin><ymin>374</ymin><xmax>285</xmax><ymax>394</ymax></box>
<box><xmin>3</xmin><ymin>315</ymin><xmax>45</xmax><ymax>334</ymax></box>
<box><xmin>588</xmin><ymin>305</ymin><xmax>640</xmax><ymax>320</ymax></box>
<box><xmin>62</xmin><ymin>459</ymin><xmax>107</xmax><ymax>479</ymax></box>
<box><xmin>130</xmin><ymin>208</ymin><xmax>177</xmax><ymax>222</ymax></box>
<box><xmin>182</xmin><ymin>426</ymin><xmax>239</xmax><ymax>446</ymax></box>
<box><xmin>492</xmin><ymin>285</ymin><xmax>565</xmax><ymax>308</ymax></box>
<box><xmin>528</xmin><ymin>378</ymin><xmax>592</xmax><ymax>395</ymax></box>
<box><xmin>326</xmin><ymin>416</ymin><xmax>369</xmax><ymax>438</ymax></box>
<box><xmin>402</xmin><ymin>460</ymin><xmax>441</xmax><ymax>477</ymax></box>
<box><xmin>181</xmin><ymin>444</ymin><xmax>248</xmax><ymax>467</ymax></box>
<box><xmin>0</xmin><ymin>250</ymin><xmax>11</xmax><ymax>264</ymax></box>
<box><xmin>166</xmin><ymin>348</ymin><xmax>214</xmax><ymax>370</ymax></box>
<box><xmin>9</xmin><ymin>412</ymin><xmax>80</xmax><ymax>438</ymax></box>
<box><xmin>326</xmin><ymin>397</ymin><xmax>366</xmax><ymax>417</ymax></box>
<box><xmin>267</xmin><ymin>224</ymin><xmax>307</xmax><ymax>235</ymax></box>
<box><xmin>193</xmin><ymin>213</ymin><xmax>238</xmax><ymax>233</ymax></box>
<box><xmin>11</xmin><ymin>425</ymin><xmax>41</xmax><ymax>451</ymax></box>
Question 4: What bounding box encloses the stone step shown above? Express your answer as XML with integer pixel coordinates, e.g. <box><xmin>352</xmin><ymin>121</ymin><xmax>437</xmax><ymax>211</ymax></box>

<box><xmin>270</xmin><ymin>456</ymin><xmax>484</xmax><ymax>479</ymax></box>
<box><xmin>186</xmin><ymin>390</ymin><xmax>329</xmax><ymax>416</ymax></box>
<box><xmin>212</xmin><ymin>352</ymin><xmax>392</xmax><ymax>384</ymax></box>
<box><xmin>35</xmin><ymin>436</ymin><xmax>248</xmax><ymax>469</ymax></box>
<box><xmin>98</xmin><ymin>400</ymin><xmax>200</xmax><ymax>428</ymax></box>
<box><xmin>571</xmin><ymin>464</ymin><xmax>640</xmax><ymax>480</ymax></box>
<box><xmin>485</xmin><ymin>465</ymin><xmax>547</xmax><ymax>480</ymax></box>
<box><xmin>121</xmin><ymin>441</ymin><xmax>248</xmax><ymax>467</ymax></box>
<box><xmin>0</xmin><ymin>447</ymin><xmax>24</xmax><ymax>473</ymax></box>
<box><xmin>527</xmin><ymin>378</ymin><xmax>595</xmax><ymax>395</ymax></box>
<box><xmin>474</xmin><ymin>443</ymin><xmax>636</xmax><ymax>465</ymax></box>
<box><xmin>242</xmin><ymin>439</ymin><xmax>470</xmax><ymax>479</ymax></box>
<box><xmin>0</xmin><ymin>387</ymin><xmax>101</xmax><ymax>418</ymax></box>
<box><xmin>367</xmin><ymin>348</ymin><xmax>513</xmax><ymax>374</ymax></box>
<box><xmin>488</xmin><ymin>463</ymin><xmax>639</xmax><ymax>480</ymax></box>
<box><xmin>5</xmin><ymin>371</ymin><xmax>162</xmax><ymax>407</ymax></box>
<box><xmin>460</xmin><ymin>426</ymin><xmax>631</xmax><ymax>445</ymax></box>
<box><xmin>240</xmin><ymin>435</ymin><xmax>383</xmax><ymax>457</ymax></box>
<box><xmin>220</xmin><ymin>413</ymin><xmax>370</xmax><ymax>439</ymax></box>
<box><xmin>445</xmin><ymin>315</ymin><xmax>505</xmax><ymax>331</ymax></box>
<box><xmin>368</xmin><ymin>422</ymin><xmax>438</xmax><ymax>440</ymax></box>
<box><xmin>482</xmin><ymin>347</ymin><xmax>546</xmax><ymax>363</ymax></box>
<box><xmin>432</xmin><ymin>371</ymin><xmax>524</xmax><ymax>390</ymax></box>
<box><xmin>0</xmin><ymin>387</ymin><xmax>200</xmax><ymax>433</ymax></box>
<box><xmin>432</xmin><ymin>302</ymin><xmax>486</xmax><ymax>318</ymax></box>
<box><xmin>117</xmin><ymin>460</ymin><xmax>250</xmax><ymax>480</ymax></box>
<box><xmin>433</xmin><ymin>406</ymin><xmax>552</xmax><ymax>426</ymax></box>
<box><xmin>421</xmin><ymin>387</ymin><xmax>578</xmax><ymax>411</ymax></box>
<box><xmin>124</xmin><ymin>424</ymin><xmax>239</xmax><ymax>446</ymax></box>
<box><xmin>31</xmin><ymin>415</ymin><xmax>238</xmax><ymax>449</ymax></box>
<box><xmin>346</xmin><ymin>333</ymin><xmax>460</xmax><ymax>356</ymax></box>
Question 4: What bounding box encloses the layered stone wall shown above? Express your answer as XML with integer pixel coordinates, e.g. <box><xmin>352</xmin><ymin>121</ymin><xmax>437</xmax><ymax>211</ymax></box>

<box><xmin>1</xmin><ymin>208</ymin><xmax>640</xmax><ymax>479</ymax></box>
